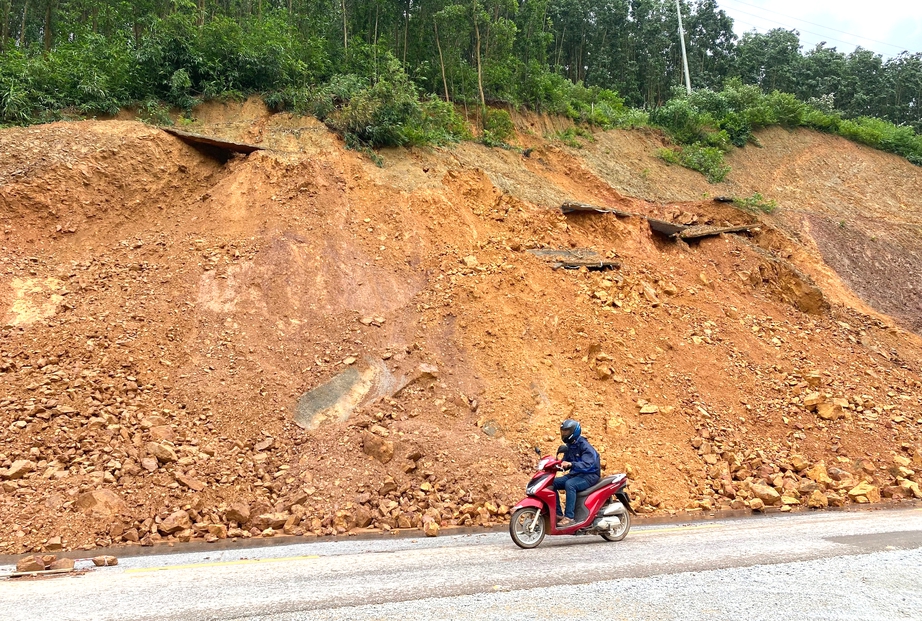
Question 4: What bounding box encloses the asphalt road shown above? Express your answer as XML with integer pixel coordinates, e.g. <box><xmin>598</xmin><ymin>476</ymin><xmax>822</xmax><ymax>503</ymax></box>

<box><xmin>2</xmin><ymin>507</ymin><xmax>921</xmax><ymax>620</ymax></box>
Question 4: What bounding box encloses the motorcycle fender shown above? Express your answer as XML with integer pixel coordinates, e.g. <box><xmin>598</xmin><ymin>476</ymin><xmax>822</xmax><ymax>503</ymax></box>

<box><xmin>616</xmin><ymin>491</ymin><xmax>636</xmax><ymax>515</ymax></box>
<box><xmin>512</xmin><ymin>497</ymin><xmax>546</xmax><ymax>513</ymax></box>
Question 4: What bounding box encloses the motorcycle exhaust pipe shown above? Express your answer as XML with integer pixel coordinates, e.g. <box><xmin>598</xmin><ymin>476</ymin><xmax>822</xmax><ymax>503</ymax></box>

<box><xmin>602</xmin><ymin>501</ymin><xmax>627</xmax><ymax>516</ymax></box>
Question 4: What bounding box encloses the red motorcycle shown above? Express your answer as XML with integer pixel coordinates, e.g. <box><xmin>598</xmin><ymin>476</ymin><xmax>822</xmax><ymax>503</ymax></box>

<box><xmin>509</xmin><ymin>447</ymin><xmax>635</xmax><ymax>549</ymax></box>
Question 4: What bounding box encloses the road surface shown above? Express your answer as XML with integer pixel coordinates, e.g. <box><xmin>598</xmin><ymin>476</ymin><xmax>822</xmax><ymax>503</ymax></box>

<box><xmin>2</xmin><ymin>507</ymin><xmax>921</xmax><ymax>620</ymax></box>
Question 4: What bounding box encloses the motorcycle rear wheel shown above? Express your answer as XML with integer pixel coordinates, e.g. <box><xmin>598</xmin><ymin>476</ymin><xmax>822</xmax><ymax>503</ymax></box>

<box><xmin>509</xmin><ymin>507</ymin><xmax>546</xmax><ymax>549</ymax></box>
<box><xmin>600</xmin><ymin>511</ymin><xmax>631</xmax><ymax>542</ymax></box>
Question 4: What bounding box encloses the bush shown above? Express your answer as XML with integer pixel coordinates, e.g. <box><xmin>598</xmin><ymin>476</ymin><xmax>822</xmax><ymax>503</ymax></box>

<box><xmin>481</xmin><ymin>108</ymin><xmax>515</xmax><ymax>145</ymax></box>
<box><xmin>679</xmin><ymin>145</ymin><xmax>731</xmax><ymax>183</ymax></box>
<box><xmin>733</xmin><ymin>192</ymin><xmax>777</xmax><ymax>213</ymax></box>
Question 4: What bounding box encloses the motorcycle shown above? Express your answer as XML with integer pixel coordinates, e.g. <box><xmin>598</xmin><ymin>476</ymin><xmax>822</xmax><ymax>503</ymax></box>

<box><xmin>509</xmin><ymin>446</ymin><xmax>635</xmax><ymax>549</ymax></box>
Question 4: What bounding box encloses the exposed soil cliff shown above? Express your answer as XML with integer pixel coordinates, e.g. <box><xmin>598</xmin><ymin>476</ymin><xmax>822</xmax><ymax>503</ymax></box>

<box><xmin>0</xmin><ymin>102</ymin><xmax>920</xmax><ymax>554</ymax></box>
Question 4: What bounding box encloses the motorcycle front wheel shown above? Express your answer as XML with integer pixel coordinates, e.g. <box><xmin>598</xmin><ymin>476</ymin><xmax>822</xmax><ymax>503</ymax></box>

<box><xmin>600</xmin><ymin>510</ymin><xmax>631</xmax><ymax>542</ymax></box>
<box><xmin>509</xmin><ymin>507</ymin><xmax>546</xmax><ymax>549</ymax></box>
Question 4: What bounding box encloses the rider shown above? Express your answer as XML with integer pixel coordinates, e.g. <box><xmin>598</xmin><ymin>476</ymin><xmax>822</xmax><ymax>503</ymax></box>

<box><xmin>554</xmin><ymin>419</ymin><xmax>601</xmax><ymax>527</ymax></box>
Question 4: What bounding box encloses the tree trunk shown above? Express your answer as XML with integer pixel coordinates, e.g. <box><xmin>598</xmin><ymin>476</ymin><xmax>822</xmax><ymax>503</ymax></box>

<box><xmin>402</xmin><ymin>0</ymin><xmax>408</xmax><ymax>64</ymax></box>
<box><xmin>197</xmin><ymin>0</ymin><xmax>205</xmax><ymax>26</ymax></box>
<box><xmin>43</xmin><ymin>0</ymin><xmax>52</xmax><ymax>52</ymax></box>
<box><xmin>434</xmin><ymin>20</ymin><xmax>449</xmax><ymax>102</ymax></box>
<box><xmin>341</xmin><ymin>0</ymin><xmax>348</xmax><ymax>53</ymax></box>
<box><xmin>19</xmin><ymin>0</ymin><xmax>28</xmax><ymax>48</ymax></box>
<box><xmin>473</xmin><ymin>10</ymin><xmax>485</xmax><ymax>108</ymax></box>
<box><xmin>1</xmin><ymin>0</ymin><xmax>11</xmax><ymax>52</ymax></box>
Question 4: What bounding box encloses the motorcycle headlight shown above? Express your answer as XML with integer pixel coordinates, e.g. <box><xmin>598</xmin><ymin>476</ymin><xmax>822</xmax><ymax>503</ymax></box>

<box><xmin>526</xmin><ymin>474</ymin><xmax>552</xmax><ymax>496</ymax></box>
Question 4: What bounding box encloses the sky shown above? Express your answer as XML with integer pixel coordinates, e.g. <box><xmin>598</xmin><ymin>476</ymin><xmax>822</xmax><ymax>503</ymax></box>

<box><xmin>715</xmin><ymin>0</ymin><xmax>922</xmax><ymax>58</ymax></box>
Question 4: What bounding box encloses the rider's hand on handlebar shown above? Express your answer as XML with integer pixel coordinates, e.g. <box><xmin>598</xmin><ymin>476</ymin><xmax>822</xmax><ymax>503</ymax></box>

<box><xmin>560</xmin><ymin>461</ymin><xmax>572</xmax><ymax>470</ymax></box>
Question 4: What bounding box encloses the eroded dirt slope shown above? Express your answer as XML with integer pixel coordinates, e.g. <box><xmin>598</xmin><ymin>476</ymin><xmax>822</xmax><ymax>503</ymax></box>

<box><xmin>0</xmin><ymin>105</ymin><xmax>920</xmax><ymax>555</ymax></box>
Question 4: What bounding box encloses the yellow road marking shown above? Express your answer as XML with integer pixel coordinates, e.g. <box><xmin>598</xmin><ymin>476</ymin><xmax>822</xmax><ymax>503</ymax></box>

<box><xmin>126</xmin><ymin>555</ymin><xmax>320</xmax><ymax>574</ymax></box>
<box><xmin>633</xmin><ymin>524</ymin><xmax>722</xmax><ymax>536</ymax></box>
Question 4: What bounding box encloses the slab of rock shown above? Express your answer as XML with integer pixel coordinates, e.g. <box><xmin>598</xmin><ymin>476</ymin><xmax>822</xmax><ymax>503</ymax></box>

<box><xmin>3</xmin><ymin>460</ymin><xmax>35</xmax><ymax>480</ymax></box>
<box><xmin>252</xmin><ymin>512</ymin><xmax>289</xmax><ymax>530</ymax></box>
<box><xmin>790</xmin><ymin>455</ymin><xmax>810</xmax><ymax>472</ymax></box>
<box><xmin>45</xmin><ymin>536</ymin><xmax>63</xmax><ymax>551</ymax></box>
<box><xmin>49</xmin><ymin>558</ymin><xmax>75</xmax><ymax>571</ymax></box>
<box><xmin>92</xmin><ymin>556</ymin><xmax>118</xmax><ymax>567</ymax></box>
<box><xmin>160</xmin><ymin>510</ymin><xmax>192</xmax><ymax>534</ymax></box>
<box><xmin>748</xmin><ymin>498</ymin><xmax>766</xmax><ymax>512</ymax></box>
<box><xmin>16</xmin><ymin>555</ymin><xmax>46</xmax><ymax>572</ymax></box>
<box><xmin>803</xmin><ymin>392</ymin><xmax>825</xmax><ymax>409</ymax></box>
<box><xmin>175</xmin><ymin>473</ymin><xmax>206</xmax><ymax>492</ymax></box>
<box><xmin>75</xmin><ymin>490</ymin><xmax>126</xmax><ymax>516</ymax></box>
<box><xmin>149</xmin><ymin>426</ymin><xmax>176</xmax><ymax>442</ymax></box>
<box><xmin>363</xmin><ymin>432</ymin><xmax>394</xmax><ymax>464</ymax></box>
<box><xmin>147</xmin><ymin>442</ymin><xmax>178</xmax><ymax>464</ymax></box>
<box><xmin>750</xmin><ymin>483</ymin><xmax>782</xmax><ymax>506</ymax></box>
<box><xmin>226</xmin><ymin>502</ymin><xmax>250</xmax><ymax>524</ymax></box>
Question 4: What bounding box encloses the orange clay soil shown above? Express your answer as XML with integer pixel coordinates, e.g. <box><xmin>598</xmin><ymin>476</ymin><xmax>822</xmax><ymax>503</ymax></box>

<box><xmin>0</xmin><ymin>101</ymin><xmax>919</xmax><ymax>554</ymax></box>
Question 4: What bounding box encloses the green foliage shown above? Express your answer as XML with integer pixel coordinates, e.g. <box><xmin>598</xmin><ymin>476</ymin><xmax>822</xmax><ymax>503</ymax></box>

<box><xmin>655</xmin><ymin>147</ymin><xmax>681</xmax><ymax>165</ymax></box>
<box><xmin>677</xmin><ymin>144</ymin><xmax>731</xmax><ymax>183</ymax></box>
<box><xmin>733</xmin><ymin>193</ymin><xmax>777</xmax><ymax>214</ymax></box>
<box><xmin>481</xmin><ymin>108</ymin><xmax>515</xmax><ymax>146</ymax></box>
<box><xmin>555</xmin><ymin>126</ymin><xmax>593</xmax><ymax>148</ymax></box>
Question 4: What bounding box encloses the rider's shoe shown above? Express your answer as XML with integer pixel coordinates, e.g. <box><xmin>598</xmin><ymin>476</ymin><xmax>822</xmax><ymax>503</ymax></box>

<box><xmin>557</xmin><ymin>517</ymin><xmax>575</xmax><ymax>527</ymax></box>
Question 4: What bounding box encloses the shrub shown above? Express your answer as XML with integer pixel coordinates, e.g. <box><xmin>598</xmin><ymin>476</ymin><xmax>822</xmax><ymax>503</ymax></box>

<box><xmin>481</xmin><ymin>108</ymin><xmax>515</xmax><ymax>145</ymax></box>
<box><xmin>679</xmin><ymin>145</ymin><xmax>731</xmax><ymax>183</ymax></box>
<box><xmin>733</xmin><ymin>192</ymin><xmax>777</xmax><ymax>214</ymax></box>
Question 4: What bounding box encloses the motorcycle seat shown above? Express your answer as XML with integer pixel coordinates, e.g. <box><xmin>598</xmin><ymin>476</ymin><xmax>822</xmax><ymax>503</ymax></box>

<box><xmin>576</xmin><ymin>474</ymin><xmax>625</xmax><ymax>498</ymax></box>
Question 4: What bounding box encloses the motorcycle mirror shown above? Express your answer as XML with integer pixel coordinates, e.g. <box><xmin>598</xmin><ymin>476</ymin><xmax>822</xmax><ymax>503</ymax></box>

<box><xmin>557</xmin><ymin>444</ymin><xmax>568</xmax><ymax>456</ymax></box>
<box><xmin>533</xmin><ymin>446</ymin><xmax>541</xmax><ymax>456</ymax></box>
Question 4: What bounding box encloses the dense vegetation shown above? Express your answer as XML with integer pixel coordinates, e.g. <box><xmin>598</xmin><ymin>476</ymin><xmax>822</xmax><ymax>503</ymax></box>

<box><xmin>2</xmin><ymin>0</ymin><xmax>922</xmax><ymax>172</ymax></box>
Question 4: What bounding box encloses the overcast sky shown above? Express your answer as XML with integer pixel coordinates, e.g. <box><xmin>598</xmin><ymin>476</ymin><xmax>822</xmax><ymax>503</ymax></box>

<box><xmin>716</xmin><ymin>0</ymin><xmax>922</xmax><ymax>58</ymax></box>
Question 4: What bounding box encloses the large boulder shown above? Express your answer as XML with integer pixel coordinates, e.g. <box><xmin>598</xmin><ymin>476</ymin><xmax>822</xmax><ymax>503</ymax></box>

<box><xmin>847</xmin><ymin>482</ymin><xmax>881</xmax><ymax>503</ymax></box>
<box><xmin>160</xmin><ymin>510</ymin><xmax>192</xmax><ymax>534</ymax></box>
<box><xmin>226</xmin><ymin>502</ymin><xmax>251</xmax><ymax>525</ymax></box>
<box><xmin>750</xmin><ymin>483</ymin><xmax>782</xmax><ymax>506</ymax></box>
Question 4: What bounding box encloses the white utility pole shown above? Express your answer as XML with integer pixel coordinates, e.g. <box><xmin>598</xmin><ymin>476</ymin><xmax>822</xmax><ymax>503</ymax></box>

<box><xmin>676</xmin><ymin>0</ymin><xmax>692</xmax><ymax>94</ymax></box>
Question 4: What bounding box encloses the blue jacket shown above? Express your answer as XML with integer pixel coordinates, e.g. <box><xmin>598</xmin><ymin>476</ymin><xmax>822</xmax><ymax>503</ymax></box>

<box><xmin>563</xmin><ymin>436</ymin><xmax>601</xmax><ymax>481</ymax></box>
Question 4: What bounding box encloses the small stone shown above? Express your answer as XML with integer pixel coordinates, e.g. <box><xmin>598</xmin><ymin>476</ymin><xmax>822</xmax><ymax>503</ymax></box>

<box><xmin>149</xmin><ymin>426</ymin><xmax>176</xmax><ymax>442</ymax></box>
<box><xmin>207</xmin><ymin>524</ymin><xmax>228</xmax><ymax>539</ymax></box>
<box><xmin>92</xmin><ymin>556</ymin><xmax>118</xmax><ymax>567</ymax></box>
<box><xmin>803</xmin><ymin>393</ymin><xmax>825</xmax><ymax>409</ymax></box>
<box><xmin>175</xmin><ymin>473</ymin><xmax>206</xmax><ymax>492</ymax></box>
<box><xmin>254</xmin><ymin>438</ymin><xmax>273</xmax><ymax>452</ymax></box>
<box><xmin>463</xmin><ymin>255</ymin><xmax>478</xmax><ymax>267</ymax></box>
<box><xmin>790</xmin><ymin>455</ymin><xmax>810</xmax><ymax>472</ymax></box>
<box><xmin>45</xmin><ymin>536</ymin><xmax>63</xmax><ymax>551</ymax></box>
<box><xmin>639</xmin><ymin>404</ymin><xmax>659</xmax><ymax>415</ymax></box>
<box><xmin>748</xmin><ymin>498</ymin><xmax>765</xmax><ymax>512</ymax></box>
<box><xmin>141</xmin><ymin>457</ymin><xmax>159</xmax><ymax>472</ymax></box>
<box><xmin>363</xmin><ymin>432</ymin><xmax>394</xmax><ymax>464</ymax></box>
<box><xmin>147</xmin><ymin>442</ymin><xmax>177</xmax><ymax>464</ymax></box>
<box><xmin>816</xmin><ymin>402</ymin><xmax>845</xmax><ymax>421</ymax></box>
<box><xmin>423</xmin><ymin>519</ymin><xmax>440</xmax><ymax>537</ymax></box>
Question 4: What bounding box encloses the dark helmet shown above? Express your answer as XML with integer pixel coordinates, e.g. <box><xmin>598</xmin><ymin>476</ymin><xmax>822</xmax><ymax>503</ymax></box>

<box><xmin>560</xmin><ymin>419</ymin><xmax>581</xmax><ymax>444</ymax></box>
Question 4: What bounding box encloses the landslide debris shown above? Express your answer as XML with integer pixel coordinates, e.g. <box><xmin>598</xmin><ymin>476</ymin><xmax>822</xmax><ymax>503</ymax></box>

<box><xmin>0</xmin><ymin>108</ymin><xmax>920</xmax><ymax>555</ymax></box>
